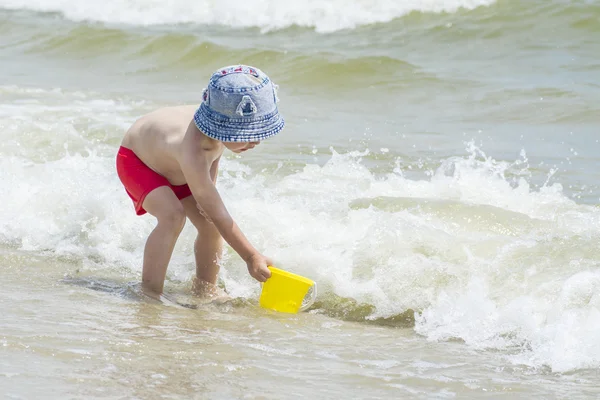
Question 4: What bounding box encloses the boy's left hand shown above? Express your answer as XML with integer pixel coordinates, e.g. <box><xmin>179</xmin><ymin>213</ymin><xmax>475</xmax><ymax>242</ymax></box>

<box><xmin>245</xmin><ymin>253</ymin><xmax>273</xmax><ymax>282</ymax></box>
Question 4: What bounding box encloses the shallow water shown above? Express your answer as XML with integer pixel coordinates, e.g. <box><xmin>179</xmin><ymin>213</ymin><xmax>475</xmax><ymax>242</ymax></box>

<box><xmin>1</xmin><ymin>0</ymin><xmax>600</xmax><ymax>398</ymax></box>
<box><xmin>3</xmin><ymin>249</ymin><xmax>600</xmax><ymax>399</ymax></box>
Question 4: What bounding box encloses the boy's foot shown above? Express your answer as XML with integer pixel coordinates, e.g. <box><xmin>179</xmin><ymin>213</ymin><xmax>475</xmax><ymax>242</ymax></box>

<box><xmin>192</xmin><ymin>277</ymin><xmax>232</xmax><ymax>304</ymax></box>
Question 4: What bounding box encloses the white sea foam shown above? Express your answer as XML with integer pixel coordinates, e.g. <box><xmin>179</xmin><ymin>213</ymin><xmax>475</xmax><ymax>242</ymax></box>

<box><xmin>0</xmin><ymin>0</ymin><xmax>496</xmax><ymax>32</ymax></box>
<box><xmin>1</xmin><ymin>85</ymin><xmax>599</xmax><ymax>373</ymax></box>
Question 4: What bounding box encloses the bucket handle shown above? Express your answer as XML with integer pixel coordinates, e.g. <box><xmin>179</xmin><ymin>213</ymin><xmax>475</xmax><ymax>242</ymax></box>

<box><xmin>299</xmin><ymin>283</ymin><xmax>317</xmax><ymax>312</ymax></box>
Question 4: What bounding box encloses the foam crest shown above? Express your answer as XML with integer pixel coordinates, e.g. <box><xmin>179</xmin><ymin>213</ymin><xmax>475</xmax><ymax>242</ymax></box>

<box><xmin>0</xmin><ymin>0</ymin><xmax>496</xmax><ymax>32</ymax></box>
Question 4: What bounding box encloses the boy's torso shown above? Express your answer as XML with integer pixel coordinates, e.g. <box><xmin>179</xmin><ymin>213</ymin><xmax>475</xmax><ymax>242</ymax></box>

<box><xmin>121</xmin><ymin>105</ymin><xmax>223</xmax><ymax>186</ymax></box>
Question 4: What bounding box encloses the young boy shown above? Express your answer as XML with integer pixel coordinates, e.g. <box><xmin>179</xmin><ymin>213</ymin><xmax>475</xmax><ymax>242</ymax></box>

<box><xmin>116</xmin><ymin>65</ymin><xmax>284</xmax><ymax>296</ymax></box>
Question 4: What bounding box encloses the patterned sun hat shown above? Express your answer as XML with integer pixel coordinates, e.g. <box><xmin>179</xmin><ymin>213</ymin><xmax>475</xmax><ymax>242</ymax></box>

<box><xmin>193</xmin><ymin>65</ymin><xmax>285</xmax><ymax>142</ymax></box>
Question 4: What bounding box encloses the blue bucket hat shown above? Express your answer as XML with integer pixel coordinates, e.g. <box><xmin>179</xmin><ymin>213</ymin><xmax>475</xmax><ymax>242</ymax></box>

<box><xmin>193</xmin><ymin>65</ymin><xmax>285</xmax><ymax>143</ymax></box>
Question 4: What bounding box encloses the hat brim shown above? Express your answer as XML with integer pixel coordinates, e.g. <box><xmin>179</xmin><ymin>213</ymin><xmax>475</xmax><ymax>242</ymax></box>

<box><xmin>194</xmin><ymin>103</ymin><xmax>284</xmax><ymax>143</ymax></box>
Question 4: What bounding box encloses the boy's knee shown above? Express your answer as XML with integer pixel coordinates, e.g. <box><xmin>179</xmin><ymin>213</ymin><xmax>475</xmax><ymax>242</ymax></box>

<box><xmin>195</xmin><ymin>218</ymin><xmax>220</xmax><ymax>238</ymax></box>
<box><xmin>158</xmin><ymin>205</ymin><xmax>186</xmax><ymax>232</ymax></box>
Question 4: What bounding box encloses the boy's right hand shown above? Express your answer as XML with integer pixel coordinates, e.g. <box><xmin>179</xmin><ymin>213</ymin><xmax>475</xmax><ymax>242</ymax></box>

<box><xmin>245</xmin><ymin>253</ymin><xmax>272</xmax><ymax>283</ymax></box>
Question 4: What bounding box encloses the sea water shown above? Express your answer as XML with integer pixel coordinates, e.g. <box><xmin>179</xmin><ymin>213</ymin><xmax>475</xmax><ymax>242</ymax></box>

<box><xmin>1</xmin><ymin>0</ymin><xmax>600</xmax><ymax>398</ymax></box>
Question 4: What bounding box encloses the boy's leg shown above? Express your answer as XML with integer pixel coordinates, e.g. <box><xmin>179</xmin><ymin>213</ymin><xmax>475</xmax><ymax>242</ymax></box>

<box><xmin>181</xmin><ymin>196</ymin><xmax>223</xmax><ymax>286</ymax></box>
<box><xmin>140</xmin><ymin>186</ymin><xmax>187</xmax><ymax>295</ymax></box>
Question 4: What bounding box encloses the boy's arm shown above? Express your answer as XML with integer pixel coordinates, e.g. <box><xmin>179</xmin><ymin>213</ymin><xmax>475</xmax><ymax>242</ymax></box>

<box><xmin>179</xmin><ymin>146</ymin><xmax>271</xmax><ymax>282</ymax></box>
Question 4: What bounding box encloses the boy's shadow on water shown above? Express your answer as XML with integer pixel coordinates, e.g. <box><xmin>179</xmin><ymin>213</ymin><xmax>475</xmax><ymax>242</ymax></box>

<box><xmin>60</xmin><ymin>275</ymin><xmax>253</xmax><ymax>311</ymax></box>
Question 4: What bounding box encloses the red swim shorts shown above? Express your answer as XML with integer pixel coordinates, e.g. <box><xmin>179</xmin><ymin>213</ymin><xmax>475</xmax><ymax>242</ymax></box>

<box><xmin>116</xmin><ymin>146</ymin><xmax>192</xmax><ymax>216</ymax></box>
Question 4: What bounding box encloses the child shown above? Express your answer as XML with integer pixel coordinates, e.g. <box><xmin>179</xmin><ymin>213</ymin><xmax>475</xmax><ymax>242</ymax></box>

<box><xmin>116</xmin><ymin>65</ymin><xmax>284</xmax><ymax>296</ymax></box>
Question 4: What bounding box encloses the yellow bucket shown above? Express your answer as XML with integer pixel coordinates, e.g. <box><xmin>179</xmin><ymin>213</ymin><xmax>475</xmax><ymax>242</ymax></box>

<box><xmin>259</xmin><ymin>266</ymin><xmax>317</xmax><ymax>314</ymax></box>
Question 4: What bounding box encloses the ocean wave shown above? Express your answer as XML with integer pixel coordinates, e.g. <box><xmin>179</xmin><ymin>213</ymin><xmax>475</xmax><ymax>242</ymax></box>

<box><xmin>2</xmin><ymin>84</ymin><xmax>600</xmax><ymax>373</ymax></box>
<box><xmin>0</xmin><ymin>21</ymin><xmax>438</xmax><ymax>88</ymax></box>
<box><xmin>0</xmin><ymin>0</ymin><xmax>496</xmax><ymax>32</ymax></box>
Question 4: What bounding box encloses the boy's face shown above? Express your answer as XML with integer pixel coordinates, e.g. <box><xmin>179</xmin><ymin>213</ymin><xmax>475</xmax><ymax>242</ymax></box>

<box><xmin>224</xmin><ymin>141</ymin><xmax>260</xmax><ymax>154</ymax></box>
